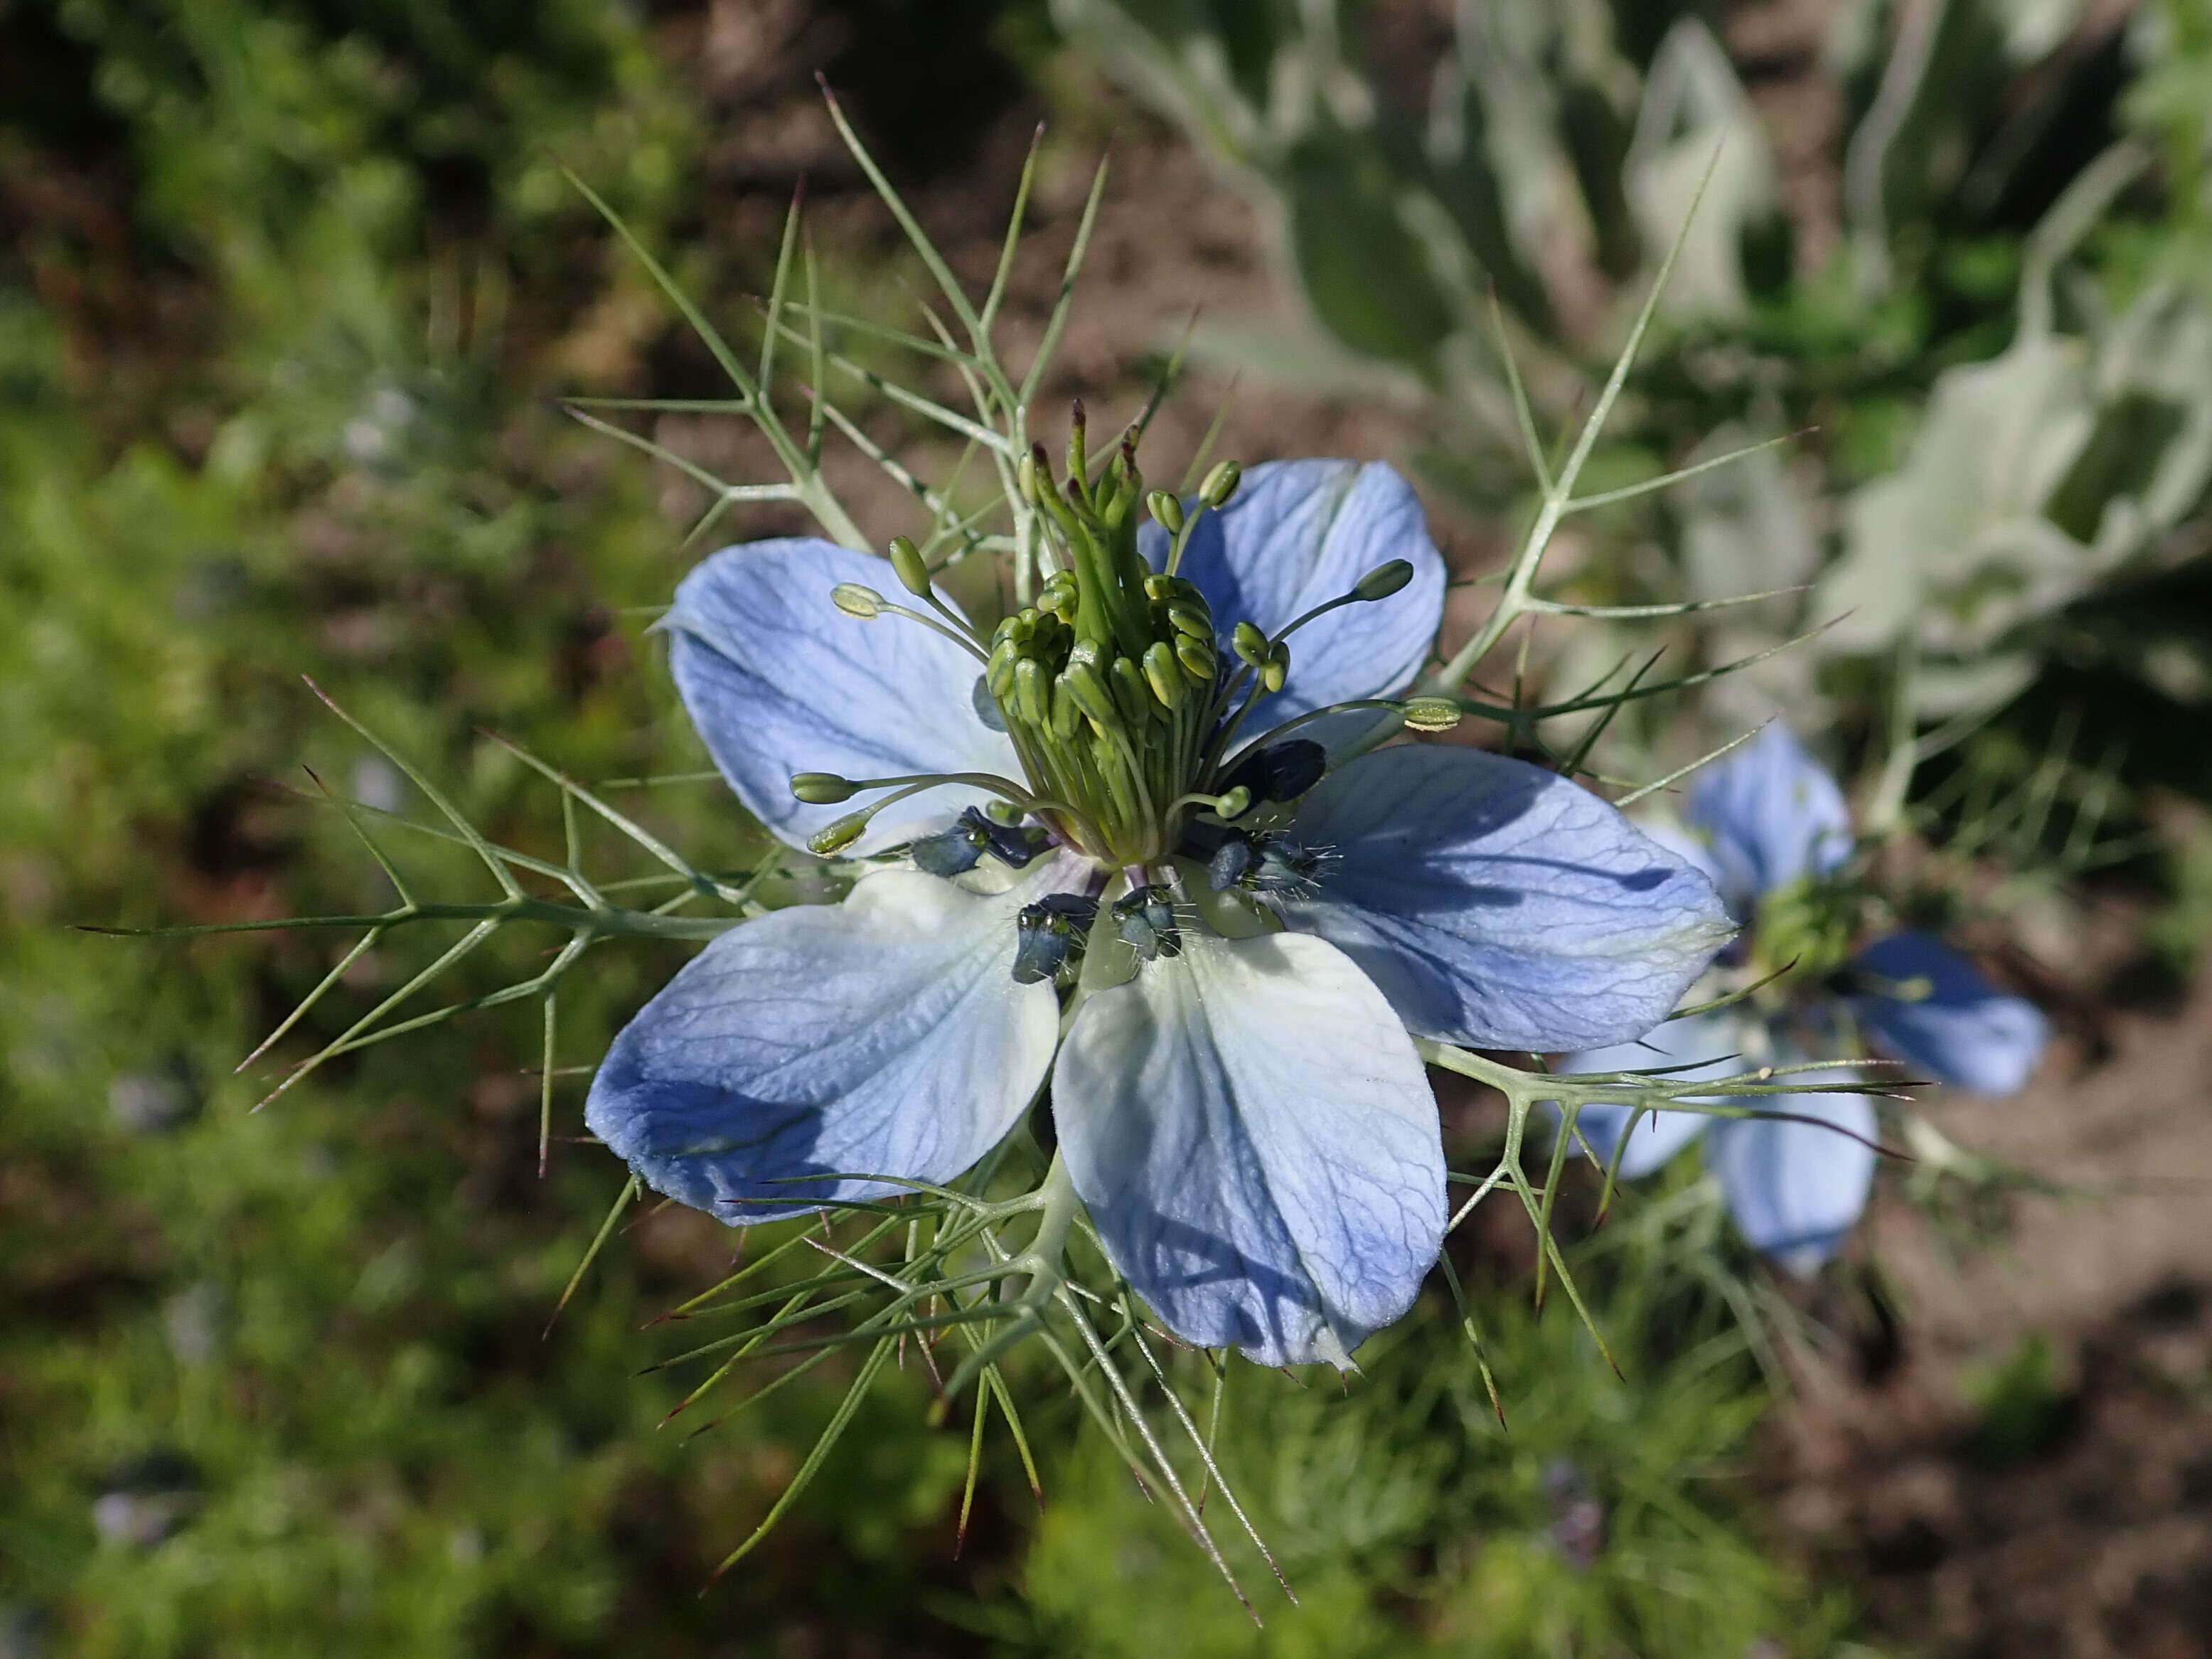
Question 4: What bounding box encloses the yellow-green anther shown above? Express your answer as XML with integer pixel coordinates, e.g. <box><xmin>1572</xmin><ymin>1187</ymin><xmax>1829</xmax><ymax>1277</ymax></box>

<box><xmin>1353</xmin><ymin>558</ymin><xmax>1414</xmax><ymax>602</ymax></box>
<box><xmin>1049</xmin><ymin>675</ymin><xmax>1082</xmax><ymax>739</ymax></box>
<box><xmin>1147</xmin><ymin>489</ymin><xmax>1183</xmax><ymax>532</ymax></box>
<box><xmin>1232</xmin><ymin>619</ymin><xmax>1269</xmax><ymax>667</ymax></box>
<box><xmin>887</xmin><ymin>536</ymin><xmax>931</xmax><ymax>598</ymax></box>
<box><xmin>1262</xmin><ymin>641</ymin><xmax>1290</xmax><ymax>694</ymax></box>
<box><xmin>790</xmin><ymin>772</ymin><xmax>857</xmax><ymax>804</ymax></box>
<box><xmin>1013</xmin><ymin>656</ymin><xmax>1049</xmax><ymax>727</ymax></box>
<box><xmin>1167</xmin><ymin>604</ymin><xmax>1212</xmax><ymax>640</ymax></box>
<box><xmin>1109</xmin><ymin>656</ymin><xmax>1156</xmax><ymax>726</ymax></box>
<box><xmin>1017</xmin><ymin>451</ymin><xmax>1042</xmax><ymax>503</ymax></box>
<box><xmin>808</xmin><ymin>813</ymin><xmax>869</xmax><ymax>855</ymax></box>
<box><xmin>985</xmin><ymin>640</ymin><xmax>1019</xmax><ymax>703</ymax></box>
<box><xmin>1174</xmin><ymin>634</ymin><xmax>1216</xmax><ymax>686</ymax></box>
<box><xmin>1061</xmin><ymin>659</ymin><xmax>1119</xmax><ymax>727</ymax></box>
<box><xmin>1199</xmin><ymin>459</ymin><xmax>1241</xmax><ymax>508</ymax></box>
<box><xmin>1401</xmin><ymin>697</ymin><xmax>1462</xmax><ymax>732</ymax></box>
<box><xmin>1215</xmin><ymin>784</ymin><xmax>1251</xmax><ymax>820</ymax></box>
<box><xmin>832</xmin><ymin>583</ymin><xmax>882</xmax><ymax>619</ymax></box>
<box><xmin>1142</xmin><ymin>641</ymin><xmax>1187</xmax><ymax>711</ymax></box>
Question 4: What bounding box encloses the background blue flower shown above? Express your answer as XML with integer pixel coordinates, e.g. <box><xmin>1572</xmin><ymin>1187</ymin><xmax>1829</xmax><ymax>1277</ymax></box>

<box><xmin>1564</xmin><ymin>725</ymin><xmax>2048</xmax><ymax>1271</ymax></box>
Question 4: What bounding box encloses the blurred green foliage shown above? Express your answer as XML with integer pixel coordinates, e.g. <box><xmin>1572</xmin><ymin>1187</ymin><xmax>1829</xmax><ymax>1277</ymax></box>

<box><xmin>0</xmin><ymin>1</ymin><xmax>985</xmax><ymax>1651</ymax></box>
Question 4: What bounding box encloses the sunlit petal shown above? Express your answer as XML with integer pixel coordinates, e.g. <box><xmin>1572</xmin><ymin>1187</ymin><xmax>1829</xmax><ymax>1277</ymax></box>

<box><xmin>666</xmin><ymin>538</ymin><xmax>1020</xmax><ymax>854</ymax></box>
<box><xmin>585</xmin><ymin>867</ymin><xmax>1064</xmax><ymax>1222</ymax></box>
<box><xmin>1141</xmin><ymin>459</ymin><xmax>1447</xmax><ymax>726</ymax></box>
<box><xmin>1275</xmin><ymin>745</ymin><xmax>1733</xmax><ymax>1050</ymax></box>
<box><xmin>1056</xmin><ymin>931</ymin><xmax>1443</xmax><ymax>1367</ymax></box>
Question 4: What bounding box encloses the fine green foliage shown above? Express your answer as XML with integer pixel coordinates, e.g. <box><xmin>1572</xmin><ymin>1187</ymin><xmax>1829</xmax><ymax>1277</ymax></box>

<box><xmin>1010</xmin><ymin>1226</ymin><xmax>1863</xmax><ymax>1658</ymax></box>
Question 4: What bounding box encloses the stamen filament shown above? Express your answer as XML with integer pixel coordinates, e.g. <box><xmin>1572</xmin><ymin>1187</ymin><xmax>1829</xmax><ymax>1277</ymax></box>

<box><xmin>875</xmin><ymin>602</ymin><xmax>990</xmax><ymax>662</ymax></box>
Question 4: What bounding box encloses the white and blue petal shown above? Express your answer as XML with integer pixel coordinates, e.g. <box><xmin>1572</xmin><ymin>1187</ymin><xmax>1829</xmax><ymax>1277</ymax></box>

<box><xmin>1054</xmin><ymin>930</ymin><xmax>1443</xmax><ymax>1367</ymax></box>
<box><xmin>1683</xmin><ymin>723</ymin><xmax>1852</xmax><ymax>912</ymax></box>
<box><xmin>1139</xmin><ymin>459</ymin><xmax>1447</xmax><ymax>727</ymax></box>
<box><xmin>1272</xmin><ymin>745</ymin><xmax>1734</xmax><ymax>1051</ymax></box>
<box><xmin>1707</xmin><ymin>1068</ymin><xmax>1877</xmax><ymax>1276</ymax></box>
<box><xmin>664</xmin><ymin>538</ymin><xmax>1020</xmax><ymax>854</ymax></box>
<box><xmin>1555</xmin><ymin>1012</ymin><xmax>1749</xmax><ymax>1178</ymax></box>
<box><xmin>584</xmin><ymin>867</ymin><xmax>1064</xmax><ymax>1223</ymax></box>
<box><xmin>1851</xmin><ymin>931</ymin><xmax>2047</xmax><ymax>1096</ymax></box>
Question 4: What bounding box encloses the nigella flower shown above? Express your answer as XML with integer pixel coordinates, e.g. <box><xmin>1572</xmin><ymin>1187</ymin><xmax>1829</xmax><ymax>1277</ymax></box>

<box><xmin>1563</xmin><ymin>725</ymin><xmax>2048</xmax><ymax>1274</ymax></box>
<box><xmin>586</xmin><ymin>447</ymin><xmax>1733</xmax><ymax>1366</ymax></box>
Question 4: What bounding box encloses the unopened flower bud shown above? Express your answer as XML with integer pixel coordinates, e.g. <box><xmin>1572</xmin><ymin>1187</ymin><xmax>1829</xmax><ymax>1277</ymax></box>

<box><xmin>1401</xmin><ymin>698</ymin><xmax>1462</xmax><ymax>732</ymax></box>
<box><xmin>1199</xmin><ymin>459</ymin><xmax>1241</xmax><ymax>508</ymax></box>
<box><xmin>887</xmin><ymin>535</ymin><xmax>931</xmax><ymax>598</ymax></box>
<box><xmin>1354</xmin><ymin>559</ymin><xmax>1414</xmax><ymax>602</ymax></box>
<box><xmin>831</xmin><ymin>583</ymin><xmax>882</xmax><ymax>619</ymax></box>
<box><xmin>1261</xmin><ymin>641</ymin><xmax>1289</xmax><ymax>694</ymax></box>
<box><xmin>1214</xmin><ymin>785</ymin><xmax>1251</xmax><ymax>821</ymax></box>
<box><xmin>1147</xmin><ymin>489</ymin><xmax>1184</xmax><ymax>532</ymax></box>
<box><xmin>1231</xmin><ymin>620</ymin><xmax>1270</xmax><ymax>668</ymax></box>
<box><xmin>1017</xmin><ymin>450</ymin><xmax>1042</xmax><ymax>504</ymax></box>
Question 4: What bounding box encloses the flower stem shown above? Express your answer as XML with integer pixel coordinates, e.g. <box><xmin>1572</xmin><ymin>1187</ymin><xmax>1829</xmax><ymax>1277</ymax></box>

<box><xmin>1020</xmin><ymin>1153</ymin><xmax>1081</xmax><ymax>1302</ymax></box>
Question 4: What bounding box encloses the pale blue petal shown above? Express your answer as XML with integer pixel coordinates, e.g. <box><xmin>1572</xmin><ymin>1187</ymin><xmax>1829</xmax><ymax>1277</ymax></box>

<box><xmin>1707</xmin><ymin>1070</ymin><xmax>1876</xmax><ymax>1275</ymax></box>
<box><xmin>1554</xmin><ymin>1013</ymin><xmax>1748</xmax><ymax>1178</ymax></box>
<box><xmin>1684</xmin><ymin>724</ymin><xmax>1852</xmax><ymax>912</ymax></box>
<box><xmin>665</xmin><ymin>538</ymin><xmax>1021</xmax><ymax>854</ymax></box>
<box><xmin>1055</xmin><ymin>930</ymin><xmax>1443</xmax><ymax>1367</ymax></box>
<box><xmin>585</xmin><ymin>868</ymin><xmax>1064</xmax><ymax>1222</ymax></box>
<box><xmin>1139</xmin><ymin>459</ymin><xmax>1447</xmax><ymax>726</ymax></box>
<box><xmin>1852</xmin><ymin>932</ymin><xmax>2048</xmax><ymax>1095</ymax></box>
<box><xmin>1273</xmin><ymin>745</ymin><xmax>1734</xmax><ymax>1050</ymax></box>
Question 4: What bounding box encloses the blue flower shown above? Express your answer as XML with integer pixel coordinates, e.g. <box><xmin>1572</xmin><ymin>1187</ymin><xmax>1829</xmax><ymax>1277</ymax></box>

<box><xmin>587</xmin><ymin>457</ymin><xmax>1733</xmax><ymax>1366</ymax></box>
<box><xmin>1564</xmin><ymin>725</ymin><xmax>2048</xmax><ymax>1274</ymax></box>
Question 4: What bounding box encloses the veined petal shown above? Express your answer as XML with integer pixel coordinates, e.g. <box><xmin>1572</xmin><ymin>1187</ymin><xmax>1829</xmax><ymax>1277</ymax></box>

<box><xmin>1055</xmin><ymin>930</ymin><xmax>1443</xmax><ymax>1367</ymax></box>
<box><xmin>1708</xmin><ymin>1069</ymin><xmax>1877</xmax><ymax>1276</ymax></box>
<box><xmin>665</xmin><ymin>538</ymin><xmax>1021</xmax><ymax>854</ymax></box>
<box><xmin>1555</xmin><ymin>1013</ymin><xmax>1748</xmax><ymax>1178</ymax></box>
<box><xmin>1140</xmin><ymin>459</ymin><xmax>1446</xmax><ymax>726</ymax></box>
<box><xmin>1273</xmin><ymin>746</ymin><xmax>1733</xmax><ymax>1050</ymax></box>
<box><xmin>1683</xmin><ymin>723</ymin><xmax>1852</xmax><ymax>911</ymax></box>
<box><xmin>584</xmin><ymin>867</ymin><xmax>1064</xmax><ymax>1223</ymax></box>
<box><xmin>1852</xmin><ymin>931</ymin><xmax>2047</xmax><ymax>1095</ymax></box>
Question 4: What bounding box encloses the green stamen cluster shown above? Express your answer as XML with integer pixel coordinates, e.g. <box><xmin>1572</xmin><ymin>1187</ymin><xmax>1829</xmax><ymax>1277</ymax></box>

<box><xmin>985</xmin><ymin>422</ymin><xmax>1232</xmax><ymax>864</ymax></box>
<box><xmin>1748</xmin><ymin>874</ymin><xmax>1862</xmax><ymax>996</ymax></box>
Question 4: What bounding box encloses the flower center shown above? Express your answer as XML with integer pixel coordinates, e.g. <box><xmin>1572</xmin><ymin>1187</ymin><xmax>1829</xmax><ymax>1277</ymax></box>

<box><xmin>978</xmin><ymin>422</ymin><xmax>1260</xmax><ymax>865</ymax></box>
<box><xmin>786</xmin><ymin>420</ymin><xmax>1440</xmax><ymax>880</ymax></box>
